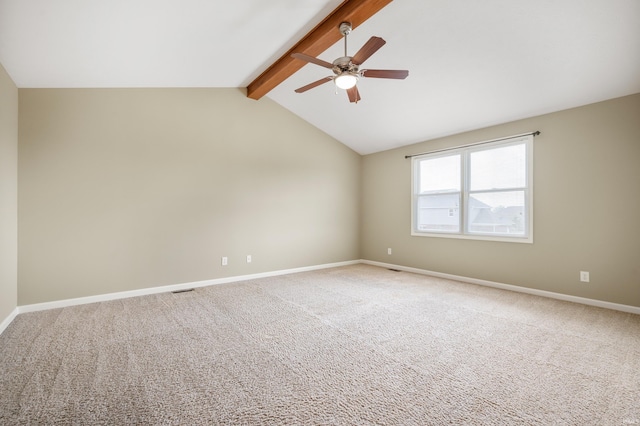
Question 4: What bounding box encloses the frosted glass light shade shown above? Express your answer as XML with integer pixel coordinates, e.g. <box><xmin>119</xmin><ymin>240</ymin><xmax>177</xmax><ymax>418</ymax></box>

<box><xmin>335</xmin><ymin>73</ymin><xmax>358</xmax><ymax>89</ymax></box>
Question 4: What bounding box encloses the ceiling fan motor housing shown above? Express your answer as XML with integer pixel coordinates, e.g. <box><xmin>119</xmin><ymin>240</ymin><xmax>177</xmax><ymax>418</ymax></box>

<box><xmin>332</xmin><ymin>56</ymin><xmax>359</xmax><ymax>76</ymax></box>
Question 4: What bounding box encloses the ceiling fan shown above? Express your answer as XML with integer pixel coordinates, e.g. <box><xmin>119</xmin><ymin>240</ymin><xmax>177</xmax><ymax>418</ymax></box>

<box><xmin>291</xmin><ymin>22</ymin><xmax>409</xmax><ymax>103</ymax></box>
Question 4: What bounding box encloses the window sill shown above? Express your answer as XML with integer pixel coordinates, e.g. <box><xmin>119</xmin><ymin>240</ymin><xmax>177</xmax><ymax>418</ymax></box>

<box><xmin>411</xmin><ymin>231</ymin><xmax>533</xmax><ymax>244</ymax></box>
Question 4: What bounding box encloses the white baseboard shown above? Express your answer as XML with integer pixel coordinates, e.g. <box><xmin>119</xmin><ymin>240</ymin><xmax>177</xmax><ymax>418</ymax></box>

<box><xmin>361</xmin><ymin>260</ymin><xmax>640</xmax><ymax>315</ymax></box>
<box><xmin>0</xmin><ymin>307</ymin><xmax>19</xmax><ymax>335</ymax></box>
<box><xmin>17</xmin><ymin>260</ymin><xmax>360</xmax><ymax>314</ymax></box>
<box><xmin>12</xmin><ymin>258</ymin><xmax>640</xmax><ymax>318</ymax></box>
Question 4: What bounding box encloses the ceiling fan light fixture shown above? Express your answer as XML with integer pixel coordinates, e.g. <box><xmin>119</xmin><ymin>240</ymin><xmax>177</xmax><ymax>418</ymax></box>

<box><xmin>291</xmin><ymin>22</ymin><xmax>408</xmax><ymax>103</ymax></box>
<box><xmin>335</xmin><ymin>73</ymin><xmax>358</xmax><ymax>90</ymax></box>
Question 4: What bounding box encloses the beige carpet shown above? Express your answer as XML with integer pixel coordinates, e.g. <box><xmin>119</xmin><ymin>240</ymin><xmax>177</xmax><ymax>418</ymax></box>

<box><xmin>1</xmin><ymin>264</ymin><xmax>639</xmax><ymax>425</ymax></box>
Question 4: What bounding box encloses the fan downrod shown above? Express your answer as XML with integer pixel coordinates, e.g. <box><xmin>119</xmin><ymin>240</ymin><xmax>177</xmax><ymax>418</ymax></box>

<box><xmin>335</xmin><ymin>22</ymin><xmax>357</xmax><ymax>75</ymax></box>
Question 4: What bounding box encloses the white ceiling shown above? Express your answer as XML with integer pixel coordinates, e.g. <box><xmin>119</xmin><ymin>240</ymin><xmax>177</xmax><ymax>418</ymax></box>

<box><xmin>1</xmin><ymin>0</ymin><xmax>639</xmax><ymax>155</ymax></box>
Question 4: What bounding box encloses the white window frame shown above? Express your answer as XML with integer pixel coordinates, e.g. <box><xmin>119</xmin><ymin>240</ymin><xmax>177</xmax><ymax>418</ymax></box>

<box><xmin>411</xmin><ymin>135</ymin><xmax>533</xmax><ymax>243</ymax></box>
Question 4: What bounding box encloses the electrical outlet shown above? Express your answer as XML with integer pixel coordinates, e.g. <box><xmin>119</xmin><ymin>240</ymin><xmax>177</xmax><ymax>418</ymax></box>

<box><xmin>388</xmin><ymin>248</ymin><xmax>392</xmax><ymax>255</ymax></box>
<box><xmin>246</xmin><ymin>255</ymin><xmax>252</xmax><ymax>263</ymax></box>
<box><xmin>580</xmin><ymin>271</ymin><xmax>590</xmax><ymax>282</ymax></box>
<box><xmin>221</xmin><ymin>256</ymin><xmax>228</xmax><ymax>266</ymax></box>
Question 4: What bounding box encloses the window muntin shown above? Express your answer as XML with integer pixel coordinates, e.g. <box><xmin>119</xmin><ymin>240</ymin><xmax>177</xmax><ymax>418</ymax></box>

<box><xmin>412</xmin><ymin>136</ymin><xmax>532</xmax><ymax>243</ymax></box>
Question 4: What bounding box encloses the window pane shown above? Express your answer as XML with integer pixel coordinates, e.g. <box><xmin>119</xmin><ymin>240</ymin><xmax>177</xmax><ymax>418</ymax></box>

<box><xmin>468</xmin><ymin>191</ymin><xmax>525</xmax><ymax>235</ymax></box>
<box><xmin>416</xmin><ymin>194</ymin><xmax>460</xmax><ymax>232</ymax></box>
<box><xmin>419</xmin><ymin>154</ymin><xmax>460</xmax><ymax>193</ymax></box>
<box><xmin>470</xmin><ymin>144</ymin><xmax>525</xmax><ymax>191</ymax></box>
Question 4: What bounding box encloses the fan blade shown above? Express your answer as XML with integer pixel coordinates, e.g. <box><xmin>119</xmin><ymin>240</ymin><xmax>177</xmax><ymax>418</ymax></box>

<box><xmin>351</xmin><ymin>36</ymin><xmax>386</xmax><ymax>65</ymax></box>
<box><xmin>294</xmin><ymin>76</ymin><xmax>333</xmax><ymax>93</ymax></box>
<box><xmin>291</xmin><ymin>53</ymin><xmax>334</xmax><ymax>69</ymax></box>
<box><xmin>361</xmin><ymin>69</ymin><xmax>409</xmax><ymax>79</ymax></box>
<box><xmin>346</xmin><ymin>85</ymin><xmax>361</xmax><ymax>103</ymax></box>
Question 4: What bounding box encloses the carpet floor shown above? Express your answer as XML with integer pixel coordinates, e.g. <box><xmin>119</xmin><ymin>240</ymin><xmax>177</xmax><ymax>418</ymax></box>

<box><xmin>1</xmin><ymin>264</ymin><xmax>639</xmax><ymax>425</ymax></box>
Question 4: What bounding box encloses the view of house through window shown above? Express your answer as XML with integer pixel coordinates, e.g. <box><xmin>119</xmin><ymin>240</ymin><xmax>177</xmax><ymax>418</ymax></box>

<box><xmin>412</xmin><ymin>135</ymin><xmax>533</xmax><ymax>242</ymax></box>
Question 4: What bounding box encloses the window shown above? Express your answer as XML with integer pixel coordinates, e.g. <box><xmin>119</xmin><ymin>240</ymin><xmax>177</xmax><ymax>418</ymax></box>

<box><xmin>412</xmin><ymin>135</ymin><xmax>533</xmax><ymax>243</ymax></box>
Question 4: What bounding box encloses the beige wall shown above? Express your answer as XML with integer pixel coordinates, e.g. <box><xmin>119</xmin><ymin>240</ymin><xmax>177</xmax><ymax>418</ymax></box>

<box><xmin>362</xmin><ymin>93</ymin><xmax>640</xmax><ymax>307</ymax></box>
<box><xmin>0</xmin><ymin>63</ymin><xmax>18</xmax><ymax>321</ymax></box>
<box><xmin>14</xmin><ymin>87</ymin><xmax>640</xmax><ymax>309</ymax></box>
<box><xmin>18</xmin><ymin>88</ymin><xmax>360</xmax><ymax>305</ymax></box>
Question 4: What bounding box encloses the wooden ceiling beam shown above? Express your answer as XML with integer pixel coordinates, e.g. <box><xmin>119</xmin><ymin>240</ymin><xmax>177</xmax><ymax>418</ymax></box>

<box><xmin>246</xmin><ymin>0</ymin><xmax>393</xmax><ymax>100</ymax></box>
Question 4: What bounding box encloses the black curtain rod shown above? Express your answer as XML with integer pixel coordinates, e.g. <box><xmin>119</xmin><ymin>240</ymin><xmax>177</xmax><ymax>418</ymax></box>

<box><xmin>404</xmin><ymin>131</ymin><xmax>540</xmax><ymax>159</ymax></box>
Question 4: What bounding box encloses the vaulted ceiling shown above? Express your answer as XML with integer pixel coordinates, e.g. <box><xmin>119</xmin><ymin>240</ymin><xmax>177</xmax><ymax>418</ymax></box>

<box><xmin>1</xmin><ymin>0</ymin><xmax>639</xmax><ymax>154</ymax></box>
